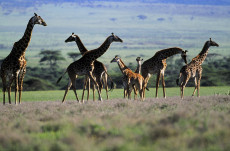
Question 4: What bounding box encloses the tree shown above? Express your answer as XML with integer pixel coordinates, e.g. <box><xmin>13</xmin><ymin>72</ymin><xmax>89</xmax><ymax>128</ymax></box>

<box><xmin>39</xmin><ymin>50</ymin><xmax>66</xmax><ymax>69</ymax></box>
<box><xmin>67</xmin><ymin>52</ymin><xmax>81</xmax><ymax>61</ymax></box>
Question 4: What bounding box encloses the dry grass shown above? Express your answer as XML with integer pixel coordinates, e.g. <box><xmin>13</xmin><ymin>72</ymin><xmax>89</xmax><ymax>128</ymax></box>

<box><xmin>0</xmin><ymin>96</ymin><xmax>230</xmax><ymax>151</ymax></box>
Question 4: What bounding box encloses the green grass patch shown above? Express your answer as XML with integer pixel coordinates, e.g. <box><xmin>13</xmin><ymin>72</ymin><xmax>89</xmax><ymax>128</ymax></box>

<box><xmin>0</xmin><ymin>86</ymin><xmax>229</xmax><ymax>102</ymax></box>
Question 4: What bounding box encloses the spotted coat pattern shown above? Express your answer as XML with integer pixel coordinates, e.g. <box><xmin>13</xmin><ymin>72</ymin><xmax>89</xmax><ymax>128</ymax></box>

<box><xmin>177</xmin><ymin>39</ymin><xmax>219</xmax><ymax>98</ymax></box>
<box><xmin>65</xmin><ymin>33</ymin><xmax>114</xmax><ymax>101</ymax></box>
<box><xmin>58</xmin><ymin>33</ymin><xmax>123</xmax><ymax>103</ymax></box>
<box><xmin>111</xmin><ymin>56</ymin><xmax>145</xmax><ymax>101</ymax></box>
<box><xmin>141</xmin><ymin>47</ymin><xmax>187</xmax><ymax>98</ymax></box>
<box><xmin>0</xmin><ymin>13</ymin><xmax>47</xmax><ymax>104</ymax></box>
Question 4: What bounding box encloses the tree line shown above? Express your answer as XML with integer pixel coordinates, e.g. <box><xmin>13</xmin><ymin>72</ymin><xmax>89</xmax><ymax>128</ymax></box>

<box><xmin>0</xmin><ymin>50</ymin><xmax>229</xmax><ymax>91</ymax></box>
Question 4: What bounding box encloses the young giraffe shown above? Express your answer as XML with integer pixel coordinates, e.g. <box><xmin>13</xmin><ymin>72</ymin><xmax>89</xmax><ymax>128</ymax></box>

<box><xmin>177</xmin><ymin>38</ymin><xmax>219</xmax><ymax>99</ymax></box>
<box><xmin>132</xmin><ymin>57</ymin><xmax>144</xmax><ymax>99</ymax></box>
<box><xmin>65</xmin><ymin>33</ymin><xmax>114</xmax><ymax>101</ymax></box>
<box><xmin>57</xmin><ymin>33</ymin><xmax>123</xmax><ymax>103</ymax></box>
<box><xmin>123</xmin><ymin>57</ymin><xmax>143</xmax><ymax>99</ymax></box>
<box><xmin>0</xmin><ymin>13</ymin><xmax>47</xmax><ymax>105</ymax></box>
<box><xmin>111</xmin><ymin>55</ymin><xmax>145</xmax><ymax>101</ymax></box>
<box><xmin>141</xmin><ymin>47</ymin><xmax>187</xmax><ymax>98</ymax></box>
<box><xmin>135</xmin><ymin>57</ymin><xmax>143</xmax><ymax>74</ymax></box>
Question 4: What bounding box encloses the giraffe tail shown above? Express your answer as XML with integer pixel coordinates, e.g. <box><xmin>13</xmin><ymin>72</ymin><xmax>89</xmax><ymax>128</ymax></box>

<box><xmin>104</xmin><ymin>70</ymin><xmax>115</xmax><ymax>91</ymax></box>
<box><xmin>57</xmin><ymin>70</ymin><xmax>67</xmax><ymax>84</ymax></box>
<box><xmin>176</xmin><ymin>72</ymin><xmax>182</xmax><ymax>86</ymax></box>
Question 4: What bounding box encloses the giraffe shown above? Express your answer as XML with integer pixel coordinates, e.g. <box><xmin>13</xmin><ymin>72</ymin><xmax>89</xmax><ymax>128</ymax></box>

<box><xmin>111</xmin><ymin>55</ymin><xmax>145</xmax><ymax>101</ymax></box>
<box><xmin>65</xmin><ymin>33</ymin><xmax>115</xmax><ymax>101</ymax></box>
<box><xmin>122</xmin><ymin>56</ymin><xmax>143</xmax><ymax>99</ymax></box>
<box><xmin>57</xmin><ymin>33</ymin><xmax>123</xmax><ymax>103</ymax></box>
<box><xmin>0</xmin><ymin>13</ymin><xmax>47</xmax><ymax>105</ymax></box>
<box><xmin>176</xmin><ymin>38</ymin><xmax>219</xmax><ymax>99</ymax></box>
<box><xmin>135</xmin><ymin>57</ymin><xmax>143</xmax><ymax>74</ymax></box>
<box><xmin>141</xmin><ymin>47</ymin><xmax>187</xmax><ymax>98</ymax></box>
<box><xmin>131</xmin><ymin>56</ymin><xmax>144</xmax><ymax>99</ymax></box>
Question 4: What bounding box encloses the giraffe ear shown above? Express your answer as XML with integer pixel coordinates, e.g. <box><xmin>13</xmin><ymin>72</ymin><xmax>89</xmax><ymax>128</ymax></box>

<box><xmin>34</xmin><ymin>13</ymin><xmax>37</xmax><ymax>16</ymax></box>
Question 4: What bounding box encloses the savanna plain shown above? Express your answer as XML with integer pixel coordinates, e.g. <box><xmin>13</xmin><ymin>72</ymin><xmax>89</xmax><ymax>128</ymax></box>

<box><xmin>0</xmin><ymin>88</ymin><xmax>230</xmax><ymax>151</ymax></box>
<box><xmin>1</xmin><ymin>1</ymin><xmax>230</xmax><ymax>151</ymax></box>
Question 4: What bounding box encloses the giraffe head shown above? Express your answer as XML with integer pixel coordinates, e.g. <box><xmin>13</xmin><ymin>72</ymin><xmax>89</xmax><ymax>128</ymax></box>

<box><xmin>32</xmin><ymin>13</ymin><xmax>47</xmax><ymax>26</ymax></box>
<box><xmin>181</xmin><ymin>50</ymin><xmax>188</xmax><ymax>65</ymax></box>
<box><xmin>136</xmin><ymin>57</ymin><xmax>143</xmax><ymax>62</ymax></box>
<box><xmin>108</xmin><ymin>33</ymin><xmax>123</xmax><ymax>43</ymax></box>
<box><xmin>208</xmin><ymin>38</ymin><xmax>219</xmax><ymax>47</ymax></box>
<box><xmin>110</xmin><ymin>55</ymin><xmax>121</xmax><ymax>63</ymax></box>
<box><xmin>65</xmin><ymin>33</ymin><xmax>77</xmax><ymax>43</ymax></box>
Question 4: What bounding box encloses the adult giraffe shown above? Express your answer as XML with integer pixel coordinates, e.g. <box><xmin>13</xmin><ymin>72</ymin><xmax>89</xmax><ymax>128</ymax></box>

<box><xmin>177</xmin><ymin>38</ymin><xmax>219</xmax><ymax>99</ymax></box>
<box><xmin>0</xmin><ymin>13</ymin><xmax>47</xmax><ymax>104</ymax></box>
<box><xmin>65</xmin><ymin>33</ymin><xmax>114</xmax><ymax>101</ymax></box>
<box><xmin>141</xmin><ymin>47</ymin><xmax>187</xmax><ymax>98</ymax></box>
<box><xmin>57</xmin><ymin>33</ymin><xmax>123</xmax><ymax>103</ymax></box>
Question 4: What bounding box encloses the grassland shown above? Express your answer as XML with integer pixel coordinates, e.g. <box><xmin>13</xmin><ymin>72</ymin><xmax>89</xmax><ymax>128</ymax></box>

<box><xmin>0</xmin><ymin>86</ymin><xmax>229</xmax><ymax>102</ymax></box>
<box><xmin>0</xmin><ymin>2</ymin><xmax>230</xmax><ymax>150</ymax></box>
<box><xmin>0</xmin><ymin>94</ymin><xmax>230</xmax><ymax>151</ymax></box>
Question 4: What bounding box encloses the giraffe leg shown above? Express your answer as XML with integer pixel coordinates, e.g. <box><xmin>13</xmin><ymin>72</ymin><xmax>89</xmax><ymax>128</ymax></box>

<box><xmin>155</xmin><ymin>72</ymin><xmax>161</xmax><ymax>98</ymax></box>
<box><xmin>181</xmin><ymin>86</ymin><xmax>185</xmax><ymax>99</ymax></box>
<box><xmin>181</xmin><ymin>75</ymin><xmax>190</xmax><ymax>99</ymax></box>
<box><xmin>192</xmin><ymin>77</ymin><xmax>198</xmax><ymax>96</ymax></box>
<box><xmin>123</xmin><ymin>79</ymin><xmax>127</xmax><ymax>99</ymax></box>
<box><xmin>197</xmin><ymin>71</ymin><xmax>202</xmax><ymax>97</ymax></box>
<box><xmin>81</xmin><ymin>76</ymin><xmax>88</xmax><ymax>102</ymax></box>
<box><xmin>96</xmin><ymin>75</ymin><xmax>103</xmax><ymax>100</ymax></box>
<box><xmin>62</xmin><ymin>79</ymin><xmax>72</xmax><ymax>103</ymax></box>
<box><xmin>1</xmin><ymin>75</ymin><xmax>7</xmax><ymax>105</ymax></box>
<box><xmin>133</xmin><ymin>85</ymin><xmax>138</xmax><ymax>100</ymax></box>
<box><xmin>14</xmin><ymin>72</ymin><xmax>19</xmax><ymax>105</ymax></box>
<box><xmin>70</xmin><ymin>76</ymin><xmax>80</xmax><ymax>103</ymax></box>
<box><xmin>127</xmin><ymin>84</ymin><xmax>133</xmax><ymax>100</ymax></box>
<box><xmin>103</xmin><ymin>73</ymin><xmax>109</xmax><ymax>100</ymax></box>
<box><xmin>87</xmin><ymin>78</ymin><xmax>90</xmax><ymax>101</ymax></box>
<box><xmin>18</xmin><ymin>68</ymin><xmax>26</xmax><ymax>104</ymax></box>
<box><xmin>7</xmin><ymin>76</ymin><xmax>14</xmax><ymax>104</ymax></box>
<box><xmin>140</xmin><ymin>80</ymin><xmax>144</xmax><ymax>101</ymax></box>
<box><xmin>161</xmin><ymin>71</ymin><xmax>166</xmax><ymax>98</ymax></box>
<box><xmin>93</xmin><ymin>83</ymin><xmax>96</xmax><ymax>101</ymax></box>
<box><xmin>124</xmin><ymin>88</ymin><xmax>127</xmax><ymax>99</ymax></box>
<box><xmin>88</xmin><ymin>72</ymin><xmax>103</xmax><ymax>101</ymax></box>
<box><xmin>143</xmin><ymin>75</ymin><xmax>150</xmax><ymax>99</ymax></box>
<box><xmin>136</xmin><ymin>81</ymin><xmax>143</xmax><ymax>101</ymax></box>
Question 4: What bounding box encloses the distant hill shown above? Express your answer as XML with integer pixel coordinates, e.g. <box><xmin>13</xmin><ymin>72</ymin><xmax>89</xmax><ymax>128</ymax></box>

<box><xmin>1</xmin><ymin>0</ymin><xmax>230</xmax><ymax>13</ymax></box>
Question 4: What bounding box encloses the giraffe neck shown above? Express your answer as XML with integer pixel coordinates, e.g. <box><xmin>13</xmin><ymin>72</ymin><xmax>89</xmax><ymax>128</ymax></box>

<box><xmin>117</xmin><ymin>59</ymin><xmax>129</xmax><ymax>75</ymax></box>
<box><xmin>192</xmin><ymin>41</ymin><xmax>210</xmax><ymax>64</ymax></box>
<box><xmin>12</xmin><ymin>17</ymin><xmax>35</xmax><ymax>57</ymax></box>
<box><xmin>75</xmin><ymin>36</ymin><xmax>88</xmax><ymax>55</ymax></box>
<box><xmin>153</xmin><ymin>47</ymin><xmax>183</xmax><ymax>60</ymax></box>
<box><xmin>83</xmin><ymin>37</ymin><xmax>112</xmax><ymax>62</ymax></box>
<box><xmin>135</xmin><ymin>61</ymin><xmax>141</xmax><ymax>74</ymax></box>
